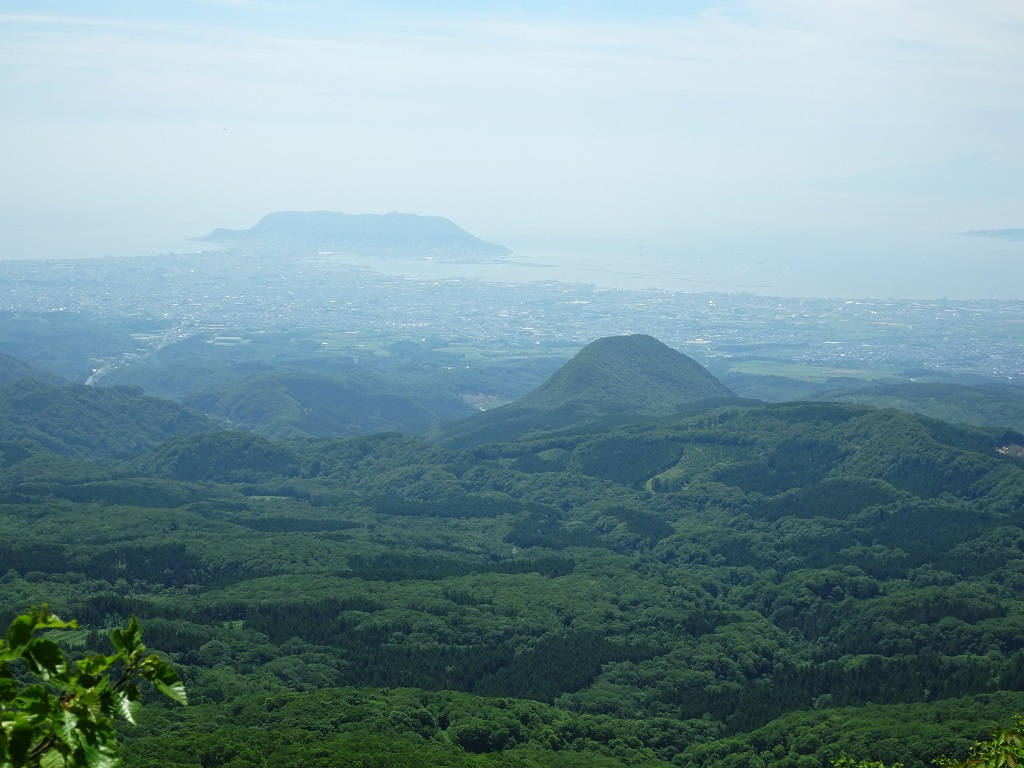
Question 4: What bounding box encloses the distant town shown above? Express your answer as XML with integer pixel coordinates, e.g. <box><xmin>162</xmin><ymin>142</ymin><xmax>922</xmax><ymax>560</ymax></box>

<box><xmin>1</xmin><ymin>246</ymin><xmax>1021</xmax><ymax>384</ymax></box>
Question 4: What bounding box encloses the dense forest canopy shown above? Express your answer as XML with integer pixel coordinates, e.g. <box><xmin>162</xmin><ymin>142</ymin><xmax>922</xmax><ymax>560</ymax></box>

<box><xmin>3</xmin><ymin>334</ymin><xmax>1024</xmax><ymax>768</ymax></box>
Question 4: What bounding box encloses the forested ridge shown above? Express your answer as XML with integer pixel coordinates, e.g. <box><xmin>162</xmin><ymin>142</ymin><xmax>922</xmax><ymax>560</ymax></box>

<box><xmin>811</xmin><ymin>381</ymin><xmax>1024</xmax><ymax>434</ymax></box>
<box><xmin>2</xmin><ymin>371</ymin><xmax>1024</xmax><ymax>767</ymax></box>
<box><xmin>0</xmin><ymin>379</ymin><xmax>212</xmax><ymax>459</ymax></box>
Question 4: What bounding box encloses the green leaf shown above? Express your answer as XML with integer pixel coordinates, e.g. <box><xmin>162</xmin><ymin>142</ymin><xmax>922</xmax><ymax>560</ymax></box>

<box><xmin>6</xmin><ymin>614</ymin><xmax>34</xmax><ymax>654</ymax></box>
<box><xmin>24</xmin><ymin>640</ymin><xmax>67</xmax><ymax>681</ymax></box>
<box><xmin>79</xmin><ymin>740</ymin><xmax>120</xmax><ymax>768</ymax></box>
<box><xmin>0</xmin><ymin>676</ymin><xmax>17</xmax><ymax>703</ymax></box>
<box><xmin>0</xmin><ymin>610</ymin><xmax>183</xmax><ymax>768</ymax></box>
<box><xmin>106</xmin><ymin>630</ymin><xmax>127</xmax><ymax>659</ymax></box>
<box><xmin>139</xmin><ymin>657</ymin><xmax>187</xmax><ymax>705</ymax></box>
<box><xmin>57</xmin><ymin>710</ymin><xmax>80</xmax><ymax>748</ymax></box>
<box><xmin>113</xmin><ymin>693</ymin><xmax>139</xmax><ymax>725</ymax></box>
<box><xmin>118</xmin><ymin>682</ymin><xmax>140</xmax><ymax>704</ymax></box>
<box><xmin>75</xmin><ymin>722</ymin><xmax>120</xmax><ymax>768</ymax></box>
<box><xmin>107</xmin><ymin>620</ymin><xmax>143</xmax><ymax>661</ymax></box>
<box><xmin>5</xmin><ymin>718</ymin><xmax>35</xmax><ymax>768</ymax></box>
<box><xmin>33</xmin><ymin>609</ymin><xmax>75</xmax><ymax>632</ymax></box>
<box><xmin>7</xmin><ymin>607</ymin><xmax>75</xmax><ymax>655</ymax></box>
<box><xmin>16</xmin><ymin>684</ymin><xmax>51</xmax><ymax>719</ymax></box>
<box><xmin>72</xmin><ymin>690</ymin><xmax>103</xmax><ymax>720</ymax></box>
<box><xmin>39</xmin><ymin>748</ymin><xmax>69</xmax><ymax>768</ymax></box>
<box><xmin>75</xmin><ymin>655</ymin><xmax>114</xmax><ymax>678</ymax></box>
<box><xmin>121</xmin><ymin>619</ymin><xmax>143</xmax><ymax>655</ymax></box>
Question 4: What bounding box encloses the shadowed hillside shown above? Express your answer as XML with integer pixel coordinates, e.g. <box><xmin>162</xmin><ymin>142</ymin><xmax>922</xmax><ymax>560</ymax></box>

<box><xmin>0</xmin><ymin>379</ymin><xmax>212</xmax><ymax>459</ymax></box>
<box><xmin>0</xmin><ymin>352</ymin><xmax>63</xmax><ymax>386</ymax></box>
<box><xmin>185</xmin><ymin>369</ymin><xmax>474</xmax><ymax>439</ymax></box>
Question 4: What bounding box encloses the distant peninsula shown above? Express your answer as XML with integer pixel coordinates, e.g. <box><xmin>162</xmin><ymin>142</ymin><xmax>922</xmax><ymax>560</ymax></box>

<box><xmin>962</xmin><ymin>228</ymin><xmax>1024</xmax><ymax>243</ymax></box>
<box><xmin>194</xmin><ymin>211</ymin><xmax>512</xmax><ymax>261</ymax></box>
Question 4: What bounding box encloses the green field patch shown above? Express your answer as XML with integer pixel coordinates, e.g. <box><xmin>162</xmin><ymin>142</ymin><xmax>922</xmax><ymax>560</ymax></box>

<box><xmin>651</xmin><ymin>444</ymin><xmax>747</xmax><ymax>492</ymax></box>
<box><xmin>727</xmin><ymin>360</ymin><xmax>888</xmax><ymax>382</ymax></box>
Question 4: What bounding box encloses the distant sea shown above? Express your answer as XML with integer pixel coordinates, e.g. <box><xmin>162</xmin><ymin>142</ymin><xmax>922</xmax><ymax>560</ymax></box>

<box><xmin>328</xmin><ymin>230</ymin><xmax>1024</xmax><ymax>301</ymax></box>
<box><xmin>2</xmin><ymin>226</ymin><xmax>1022</xmax><ymax>301</ymax></box>
<box><xmin>0</xmin><ymin>229</ymin><xmax>223</xmax><ymax>261</ymax></box>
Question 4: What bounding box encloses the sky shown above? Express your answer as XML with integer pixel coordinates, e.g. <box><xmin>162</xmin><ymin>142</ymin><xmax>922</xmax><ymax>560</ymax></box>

<box><xmin>2</xmin><ymin>1</ymin><xmax>1023</xmax><ymax>297</ymax></box>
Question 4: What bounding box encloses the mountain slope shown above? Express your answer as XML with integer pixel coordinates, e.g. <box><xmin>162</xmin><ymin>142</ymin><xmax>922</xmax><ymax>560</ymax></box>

<box><xmin>812</xmin><ymin>381</ymin><xmax>1024</xmax><ymax>432</ymax></box>
<box><xmin>515</xmin><ymin>334</ymin><xmax>733</xmax><ymax>412</ymax></box>
<box><xmin>0</xmin><ymin>352</ymin><xmax>64</xmax><ymax>386</ymax></box>
<box><xmin>0</xmin><ymin>379</ymin><xmax>212</xmax><ymax>460</ymax></box>
<box><xmin>185</xmin><ymin>369</ymin><xmax>475</xmax><ymax>439</ymax></box>
<box><xmin>8</xmin><ymin>393</ymin><xmax>1024</xmax><ymax>766</ymax></box>
<box><xmin>195</xmin><ymin>211</ymin><xmax>511</xmax><ymax>258</ymax></box>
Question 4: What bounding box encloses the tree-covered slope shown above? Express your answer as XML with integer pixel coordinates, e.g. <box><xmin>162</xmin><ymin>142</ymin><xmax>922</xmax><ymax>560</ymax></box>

<box><xmin>4</xmin><ymin>396</ymin><xmax>1024</xmax><ymax>767</ymax></box>
<box><xmin>97</xmin><ymin>332</ymin><xmax>561</xmax><ymax>439</ymax></box>
<box><xmin>812</xmin><ymin>381</ymin><xmax>1024</xmax><ymax>433</ymax></box>
<box><xmin>0</xmin><ymin>311</ymin><xmax>151</xmax><ymax>382</ymax></box>
<box><xmin>0</xmin><ymin>351</ymin><xmax>64</xmax><ymax>386</ymax></box>
<box><xmin>0</xmin><ymin>379</ymin><xmax>212</xmax><ymax>459</ymax></box>
<box><xmin>184</xmin><ymin>369</ymin><xmax>473</xmax><ymax>439</ymax></box>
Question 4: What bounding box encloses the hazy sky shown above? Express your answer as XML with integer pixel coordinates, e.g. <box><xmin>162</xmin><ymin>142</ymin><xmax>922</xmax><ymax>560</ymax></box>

<box><xmin>2</xmin><ymin>1</ymin><xmax>1023</xmax><ymax>296</ymax></box>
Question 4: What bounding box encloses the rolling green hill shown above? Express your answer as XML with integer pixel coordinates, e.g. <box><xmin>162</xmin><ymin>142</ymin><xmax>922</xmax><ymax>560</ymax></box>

<box><xmin>0</xmin><ymin>378</ymin><xmax>212</xmax><ymax>459</ymax></box>
<box><xmin>812</xmin><ymin>381</ymin><xmax>1024</xmax><ymax>433</ymax></box>
<box><xmin>0</xmin><ymin>311</ymin><xmax>151</xmax><ymax>382</ymax></box>
<box><xmin>184</xmin><ymin>369</ymin><xmax>474</xmax><ymax>439</ymax></box>
<box><xmin>0</xmin><ymin>351</ymin><xmax>63</xmax><ymax>385</ymax></box>
<box><xmin>97</xmin><ymin>332</ymin><xmax>564</xmax><ymax>439</ymax></box>
<box><xmin>515</xmin><ymin>334</ymin><xmax>734</xmax><ymax>412</ymax></box>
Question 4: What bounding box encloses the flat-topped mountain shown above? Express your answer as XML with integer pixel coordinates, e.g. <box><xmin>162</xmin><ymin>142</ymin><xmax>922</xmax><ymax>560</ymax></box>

<box><xmin>195</xmin><ymin>211</ymin><xmax>511</xmax><ymax>258</ymax></box>
<box><xmin>962</xmin><ymin>228</ymin><xmax>1024</xmax><ymax>243</ymax></box>
<box><xmin>439</xmin><ymin>334</ymin><xmax>737</xmax><ymax>447</ymax></box>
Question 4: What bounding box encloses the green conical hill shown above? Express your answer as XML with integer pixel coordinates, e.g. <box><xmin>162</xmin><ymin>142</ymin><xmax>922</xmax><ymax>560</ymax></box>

<box><xmin>514</xmin><ymin>334</ymin><xmax>733</xmax><ymax>413</ymax></box>
<box><xmin>438</xmin><ymin>335</ymin><xmax>737</xmax><ymax>447</ymax></box>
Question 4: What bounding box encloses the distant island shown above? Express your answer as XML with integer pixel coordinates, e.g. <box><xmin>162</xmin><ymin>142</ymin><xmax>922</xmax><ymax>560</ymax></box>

<box><xmin>194</xmin><ymin>211</ymin><xmax>512</xmax><ymax>261</ymax></box>
<box><xmin>962</xmin><ymin>228</ymin><xmax>1024</xmax><ymax>243</ymax></box>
